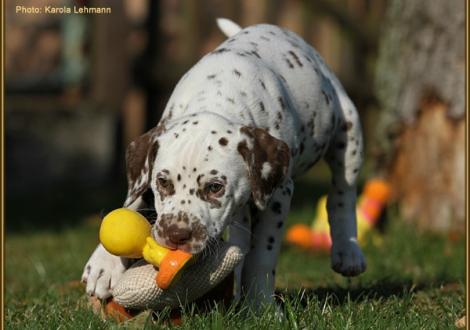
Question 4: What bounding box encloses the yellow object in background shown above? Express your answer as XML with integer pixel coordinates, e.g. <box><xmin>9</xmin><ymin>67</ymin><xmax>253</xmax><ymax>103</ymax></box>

<box><xmin>286</xmin><ymin>179</ymin><xmax>392</xmax><ymax>252</ymax></box>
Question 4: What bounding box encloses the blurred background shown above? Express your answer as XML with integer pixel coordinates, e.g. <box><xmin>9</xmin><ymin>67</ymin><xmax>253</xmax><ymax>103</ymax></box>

<box><xmin>5</xmin><ymin>0</ymin><xmax>465</xmax><ymax>235</ymax></box>
<box><xmin>5</xmin><ymin>0</ymin><xmax>466</xmax><ymax>327</ymax></box>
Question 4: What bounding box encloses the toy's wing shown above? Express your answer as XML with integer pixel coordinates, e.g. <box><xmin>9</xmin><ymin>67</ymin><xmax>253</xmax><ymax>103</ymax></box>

<box><xmin>111</xmin><ymin>242</ymin><xmax>243</xmax><ymax>310</ymax></box>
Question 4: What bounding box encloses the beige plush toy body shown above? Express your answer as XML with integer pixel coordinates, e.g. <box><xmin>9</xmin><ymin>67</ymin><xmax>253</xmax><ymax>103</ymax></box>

<box><xmin>112</xmin><ymin>243</ymin><xmax>243</xmax><ymax>310</ymax></box>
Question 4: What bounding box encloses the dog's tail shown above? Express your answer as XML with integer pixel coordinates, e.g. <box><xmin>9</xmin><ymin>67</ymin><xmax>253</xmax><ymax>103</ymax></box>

<box><xmin>216</xmin><ymin>18</ymin><xmax>242</xmax><ymax>37</ymax></box>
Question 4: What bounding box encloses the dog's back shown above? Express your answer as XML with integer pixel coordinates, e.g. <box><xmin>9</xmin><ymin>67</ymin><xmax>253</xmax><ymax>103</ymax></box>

<box><xmin>161</xmin><ymin>21</ymin><xmax>360</xmax><ymax>178</ymax></box>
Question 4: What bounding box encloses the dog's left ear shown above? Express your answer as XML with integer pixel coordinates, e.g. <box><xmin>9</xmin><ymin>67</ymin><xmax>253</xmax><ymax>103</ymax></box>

<box><xmin>237</xmin><ymin>126</ymin><xmax>290</xmax><ymax>210</ymax></box>
<box><xmin>124</xmin><ymin>128</ymin><xmax>159</xmax><ymax>209</ymax></box>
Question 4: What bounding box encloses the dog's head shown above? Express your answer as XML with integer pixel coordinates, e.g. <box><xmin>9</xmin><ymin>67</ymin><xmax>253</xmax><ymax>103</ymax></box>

<box><xmin>124</xmin><ymin>113</ymin><xmax>290</xmax><ymax>254</ymax></box>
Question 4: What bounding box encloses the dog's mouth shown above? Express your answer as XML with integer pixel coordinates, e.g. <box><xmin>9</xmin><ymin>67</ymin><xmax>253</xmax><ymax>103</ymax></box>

<box><xmin>151</xmin><ymin>227</ymin><xmax>209</xmax><ymax>255</ymax></box>
<box><xmin>161</xmin><ymin>239</ymin><xmax>208</xmax><ymax>255</ymax></box>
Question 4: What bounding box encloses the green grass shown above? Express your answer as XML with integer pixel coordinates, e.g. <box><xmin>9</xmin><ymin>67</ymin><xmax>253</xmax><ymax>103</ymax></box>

<box><xmin>5</xmin><ymin>171</ymin><xmax>465</xmax><ymax>329</ymax></box>
<box><xmin>5</xmin><ymin>208</ymin><xmax>465</xmax><ymax>329</ymax></box>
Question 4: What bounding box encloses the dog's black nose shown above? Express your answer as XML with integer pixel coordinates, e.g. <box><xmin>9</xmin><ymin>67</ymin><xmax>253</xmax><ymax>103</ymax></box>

<box><xmin>168</xmin><ymin>228</ymin><xmax>192</xmax><ymax>245</ymax></box>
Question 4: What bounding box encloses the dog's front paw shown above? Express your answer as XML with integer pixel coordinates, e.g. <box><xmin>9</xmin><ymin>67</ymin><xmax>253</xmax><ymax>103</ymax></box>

<box><xmin>331</xmin><ymin>240</ymin><xmax>366</xmax><ymax>277</ymax></box>
<box><xmin>81</xmin><ymin>244</ymin><xmax>127</xmax><ymax>299</ymax></box>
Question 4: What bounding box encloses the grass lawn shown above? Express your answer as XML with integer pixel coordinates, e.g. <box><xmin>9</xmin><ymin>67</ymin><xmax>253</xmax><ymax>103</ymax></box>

<box><xmin>5</xmin><ymin>173</ymin><xmax>465</xmax><ymax>329</ymax></box>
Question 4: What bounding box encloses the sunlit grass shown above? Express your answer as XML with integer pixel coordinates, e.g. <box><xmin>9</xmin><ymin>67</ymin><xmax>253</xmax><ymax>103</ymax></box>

<box><xmin>5</xmin><ymin>206</ymin><xmax>464</xmax><ymax>329</ymax></box>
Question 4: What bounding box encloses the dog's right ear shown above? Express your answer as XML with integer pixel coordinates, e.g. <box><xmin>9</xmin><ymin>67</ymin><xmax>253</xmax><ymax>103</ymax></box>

<box><xmin>123</xmin><ymin>128</ymin><xmax>159</xmax><ymax>209</ymax></box>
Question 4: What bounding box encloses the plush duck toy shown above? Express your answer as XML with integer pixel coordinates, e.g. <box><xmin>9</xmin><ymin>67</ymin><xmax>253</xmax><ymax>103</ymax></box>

<box><xmin>91</xmin><ymin>208</ymin><xmax>243</xmax><ymax>323</ymax></box>
<box><xmin>99</xmin><ymin>208</ymin><xmax>192</xmax><ymax>289</ymax></box>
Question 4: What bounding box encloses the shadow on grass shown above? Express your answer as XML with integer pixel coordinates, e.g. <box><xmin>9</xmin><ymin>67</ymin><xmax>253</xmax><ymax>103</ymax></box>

<box><xmin>275</xmin><ymin>278</ymin><xmax>462</xmax><ymax>306</ymax></box>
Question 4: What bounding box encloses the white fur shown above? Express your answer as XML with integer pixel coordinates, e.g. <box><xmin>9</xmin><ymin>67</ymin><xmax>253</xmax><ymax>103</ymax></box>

<box><xmin>81</xmin><ymin>245</ymin><xmax>127</xmax><ymax>299</ymax></box>
<box><xmin>216</xmin><ymin>18</ymin><xmax>242</xmax><ymax>37</ymax></box>
<box><xmin>260</xmin><ymin>162</ymin><xmax>272</xmax><ymax>180</ymax></box>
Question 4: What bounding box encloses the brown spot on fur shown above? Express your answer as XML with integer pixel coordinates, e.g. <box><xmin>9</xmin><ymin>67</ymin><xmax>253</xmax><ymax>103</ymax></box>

<box><xmin>342</xmin><ymin>121</ymin><xmax>353</xmax><ymax>131</ymax></box>
<box><xmin>251</xmin><ymin>50</ymin><xmax>261</xmax><ymax>58</ymax></box>
<box><xmin>237</xmin><ymin>127</ymin><xmax>290</xmax><ymax>208</ymax></box>
<box><xmin>278</xmin><ymin>97</ymin><xmax>286</xmax><ymax>110</ymax></box>
<box><xmin>259</xmin><ymin>80</ymin><xmax>266</xmax><ymax>89</ymax></box>
<box><xmin>196</xmin><ymin>174</ymin><xmax>205</xmax><ymax>184</ymax></box>
<box><xmin>289</xmin><ymin>50</ymin><xmax>303</xmax><ymax>66</ymax></box>
<box><xmin>322</xmin><ymin>90</ymin><xmax>330</xmax><ymax>105</ymax></box>
<box><xmin>299</xmin><ymin>142</ymin><xmax>305</xmax><ymax>154</ymax></box>
<box><xmin>219</xmin><ymin>137</ymin><xmax>228</xmax><ymax>146</ymax></box>
<box><xmin>288</xmin><ymin>50</ymin><xmax>303</xmax><ymax>67</ymax></box>
<box><xmin>285</xmin><ymin>58</ymin><xmax>294</xmax><ymax>68</ymax></box>
<box><xmin>259</xmin><ymin>101</ymin><xmax>266</xmax><ymax>112</ymax></box>
<box><xmin>271</xmin><ymin>201</ymin><xmax>282</xmax><ymax>214</ymax></box>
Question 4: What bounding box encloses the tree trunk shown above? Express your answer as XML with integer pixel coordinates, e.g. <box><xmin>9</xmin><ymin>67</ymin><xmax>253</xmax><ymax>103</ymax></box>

<box><xmin>373</xmin><ymin>0</ymin><xmax>465</xmax><ymax>232</ymax></box>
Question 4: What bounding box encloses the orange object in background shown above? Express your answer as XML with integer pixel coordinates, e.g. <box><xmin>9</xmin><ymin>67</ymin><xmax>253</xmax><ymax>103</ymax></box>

<box><xmin>285</xmin><ymin>224</ymin><xmax>315</xmax><ymax>249</ymax></box>
<box><xmin>285</xmin><ymin>178</ymin><xmax>391</xmax><ymax>253</ymax></box>
<box><xmin>357</xmin><ymin>179</ymin><xmax>392</xmax><ymax>225</ymax></box>
<box><xmin>285</xmin><ymin>224</ymin><xmax>332</xmax><ymax>251</ymax></box>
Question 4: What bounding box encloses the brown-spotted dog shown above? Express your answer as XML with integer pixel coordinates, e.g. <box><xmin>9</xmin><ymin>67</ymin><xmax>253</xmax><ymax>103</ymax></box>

<box><xmin>82</xmin><ymin>18</ymin><xmax>366</xmax><ymax>307</ymax></box>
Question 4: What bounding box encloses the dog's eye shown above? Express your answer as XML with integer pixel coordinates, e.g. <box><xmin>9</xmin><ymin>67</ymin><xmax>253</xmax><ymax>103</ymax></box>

<box><xmin>158</xmin><ymin>177</ymin><xmax>170</xmax><ymax>188</ymax></box>
<box><xmin>205</xmin><ymin>182</ymin><xmax>224</xmax><ymax>195</ymax></box>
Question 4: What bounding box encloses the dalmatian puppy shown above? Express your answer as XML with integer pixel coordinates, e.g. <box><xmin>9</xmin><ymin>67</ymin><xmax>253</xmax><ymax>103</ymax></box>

<box><xmin>82</xmin><ymin>18</ymin><xmax>366</xmax><ymax>306</ymax></box>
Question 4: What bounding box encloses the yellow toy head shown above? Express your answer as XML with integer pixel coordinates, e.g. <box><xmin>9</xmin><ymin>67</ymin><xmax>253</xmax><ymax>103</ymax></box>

<box><xmin>99</xmin><ymin>208</ymin><xmax>151</xmax><ymax>258</ymax></box>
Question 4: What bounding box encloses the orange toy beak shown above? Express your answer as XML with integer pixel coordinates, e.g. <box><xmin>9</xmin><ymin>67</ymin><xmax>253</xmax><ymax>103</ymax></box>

<box><xmin>155</xmin><ymin>250</ymin><xmax>193</xmax><ymax>289</ymax></box>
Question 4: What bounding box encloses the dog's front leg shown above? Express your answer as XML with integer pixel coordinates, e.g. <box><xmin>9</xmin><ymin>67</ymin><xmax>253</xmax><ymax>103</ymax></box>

<box><xmin>82</xmin><ymin>196</ymin><xmax>147</xmax><ymax>298</ymax></box>
<box><xmin>81</xmin><ymin>244</ymin><xmax>130</xmax><ymax>298</ymax></box>
<box><xmin>240</xmin><ymin>179</ymin><xmax>293</xmax><ymax>308</ymax></box>
<box><xmin>228</xmin><ymin>206</ymin><xmax>252</xmax><ymax>301</ymax></box>
<box><xmin>325</xmin><ymin>111</ymin><xmax>366</xmax><ymax>276</ymax></box>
